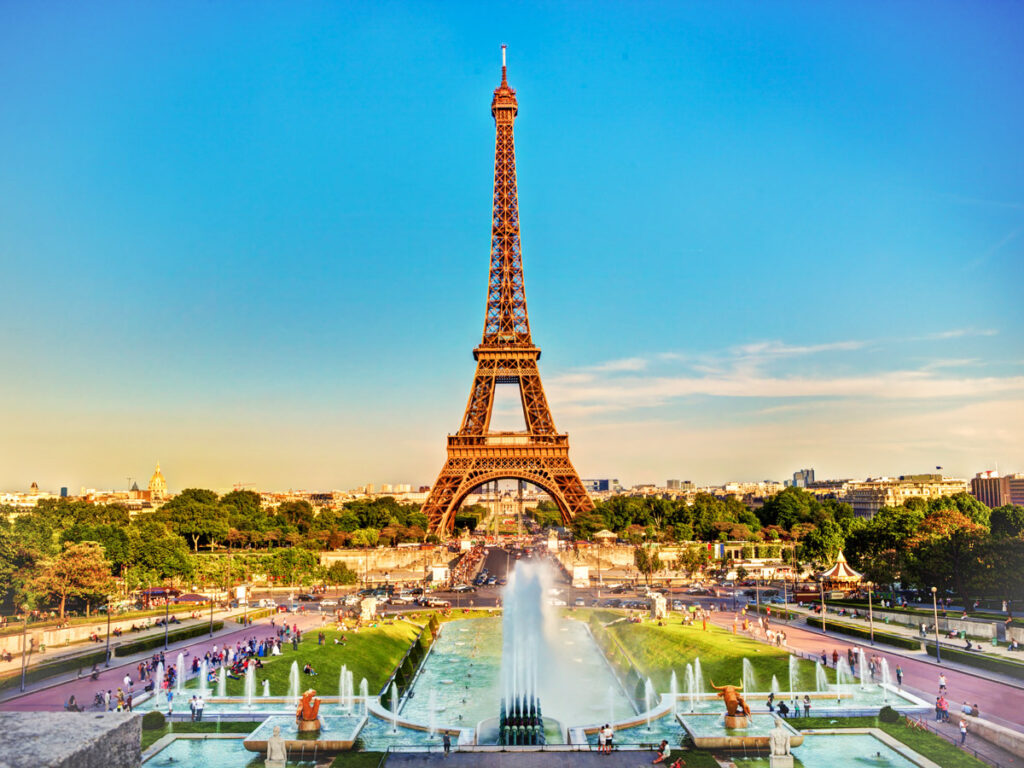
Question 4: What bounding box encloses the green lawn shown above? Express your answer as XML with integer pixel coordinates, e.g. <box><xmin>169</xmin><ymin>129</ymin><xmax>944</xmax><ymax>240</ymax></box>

<box><xmin>800</xmin><ymin>716</ymin><xmax>990</xmax><ymax>768</ymax></box>
<box><xmin>198</xmin><ymin>620</ymin><xmax>422</xmax><ymax>698</ymax></box>
<box><xmin>141</xmin><ymin>720</ymin><xmax>260</xmax><ymax>750</ymax></box>
<box><xmin>583</xmin><ymin>609</ymin><xmax>830</xmax><ymax>693</ymax></box>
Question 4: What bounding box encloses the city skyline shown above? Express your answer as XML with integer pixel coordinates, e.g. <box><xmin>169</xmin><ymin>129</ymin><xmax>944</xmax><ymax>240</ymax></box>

<box><xmin>2</xmin><ymin>2</ymin><xmax>1022</xmax><ymax>492</ymax></box>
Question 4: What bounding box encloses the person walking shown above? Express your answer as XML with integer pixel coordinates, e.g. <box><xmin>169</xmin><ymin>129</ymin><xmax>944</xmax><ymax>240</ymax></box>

<box><xmin>598</xmin><ymin>724</ymin><xmax>606</xmax><ymax>753</ymax></box>
<box><xmin>895</xmin><ymin>664</ymin><xmax>903</xmax><ymax>688</ymax></box>
<box><xmin>196</xmin><ymin>695</ymin><xmax>205</xmax><ymax>721</ymax></box>
<box><xmin>604</xmin><ymin>724</ymin><xmax>614</xmax><ymax>754</ymax></box>
<box><xmin>959</xmin><ymin>719</ymin><xmax>968</xmax><ymax>744</ymax></box>
<box><xmin>190</xmin><ymin>696</ymin><xmax>197</xmax><ymax>722</ymax></box>
<box><xmin>803</xmin><ymin>695</ymin><xmax>811</xmax><ymax>717</ymax></box>
<box><xmin>104</xmin><ymin>689</ymin><xmax>111</xmax><ymax>712</ymax></box>
<box><xmin>442</xmin><ymin>731</ymin><xmax>451</xmax><ymax>756</ymax></box>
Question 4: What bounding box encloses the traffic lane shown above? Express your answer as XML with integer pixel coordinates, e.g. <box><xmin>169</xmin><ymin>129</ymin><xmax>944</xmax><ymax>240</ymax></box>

<box><xmin>707</xmin><ymin>612</ymin><xmax>1024</xmax><ymax>730</ymax></box>
<box><xmin>0</xmin><ymin>610</ymin><xmax>327</xmax><ymax>712</ymax></box>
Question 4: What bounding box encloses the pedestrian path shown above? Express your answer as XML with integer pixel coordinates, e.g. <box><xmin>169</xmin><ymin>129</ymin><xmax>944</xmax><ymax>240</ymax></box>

<box><xmin>0</xmin><ymin>610</ymin><xmax>318</xmax><ymax>709</ymax></box>
<box><xmin>0</xmin><ymin>609</ymin><xmax>237</xmax><ymax>678</ymax></box>
<box><xmin>905</xmin><ymin>712</ymin><xmax>1020</xmax><ymax>768</ymax></box>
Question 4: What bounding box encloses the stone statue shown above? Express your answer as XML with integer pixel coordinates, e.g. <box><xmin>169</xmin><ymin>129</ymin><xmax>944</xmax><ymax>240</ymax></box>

<box><xmin>265</xmin><ymin>725</ymin><xmax>287</xmax><ymax>768</ymax></box>
<box><xmin>768</xmin><ymin>717</ymin><xmax>794</xmax><ymax>768</ymax></box>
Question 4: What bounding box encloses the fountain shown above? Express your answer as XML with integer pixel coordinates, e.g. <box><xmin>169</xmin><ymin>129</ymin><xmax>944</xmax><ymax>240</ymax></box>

<box><xmin>788</xmin><ymin>655</ymin><xmax>799</xmax><ymax>705</ymax></box>
<box><xmin>428</xmin><ymin>689</ymin><xmax>437</xmax><ymax>739</ymax></box>
<box><xmin>857</xmin><ymin>648</ymin><xmax>868</xmax><ymax>690</ymax></box>
<box><xmin>643</xmin><ymin>678</ymin><xmax>656</xmax><ymax>730</ymax></box>
<box><xmin>498</xmin><ymin>561</ymin><xmax>547</xmax><ymax>745</ymax></box>
<box><xmin>742</xmin><ymin>658</ymin><xmax>758</xmax><ymax>694</ymax></box>
<box><xmin>217</xmin><ymin>667</ymin><xmax>226</xmax><ymax>698</ymax></box>
<box><xmin>815</xmin><ymin>662</ymin><xmax>829</xmax><ymax>693</ymax></box>
<box><xmin>836</xmin><ymin>658</ymin><xmax>852</xmax><ymax>688</ymax></box>
<box><xmin>287</xmin><ymin>661</ymin><xmax>300</xmax><ymax>706</ymax></box>
<box><xmin>155</xmin><ymin>661</ymin><xmax>165</xmax><ymax>704</ymax></box>
<box><xmin>359</xmin><ymin>678</ymin><xmax>369</xmax><ymax>715</ymax></box>
<box><xmin>389</xmin><ymin>682</ymin><xmax>398</xmax><ymax>733</ymax></box>
<box><xmin>244</xmin><ymin>660</ymin><xmax>255</xmax><ymax>709</ymax></box>
<box><xmin>771</xmin><ymin>675</ymin><xmax>780</xmax><ymax>695</ymax></box>
<box><xmin>685</xmin><ymin>664</ymin><xmax>696</xmax><ymax>712</ymax></box>
<box><xmin>263</xmin><ymin>679</ymin><xmax>271</xmax><ymax>698</ymax></box>
<box><xmin>175</xmin><ymin>652</ymin><xmax>185</xmax><ymax>694</ymax></box>
<box><xmin>198</xmin><ymin>659</ymin><xmax>209</xmax><ymax>697</ymax></box>
<box><xmin>693</xmin><ymin>657</ymin><xmax>704</xmax><ymax>695</ymax></box>
<box><xmin>607</xmin><ymin>685</ymin><xmax>616</xmax><ymax>725</ymax></box>
<box><xmin>337</xmin><ymin>665</ymin><xmax>353</xmax><ymax>712</ymax></box>
<box><xmin>880</xmin><ymin>659</ymin><xmax>891</xmax><ymax>703</ymax></box>
<box><xmin>670</xmin><ymin>670</ymin><xmax>679</xmax><ymax>713</ymax></box>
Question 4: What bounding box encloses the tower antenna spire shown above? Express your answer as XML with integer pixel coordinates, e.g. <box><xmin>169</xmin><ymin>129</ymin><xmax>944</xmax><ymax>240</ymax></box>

<box><xmin>501</xmin><ymin>44</ymin><xmax>507</xmax><ymax>82</ymax></box>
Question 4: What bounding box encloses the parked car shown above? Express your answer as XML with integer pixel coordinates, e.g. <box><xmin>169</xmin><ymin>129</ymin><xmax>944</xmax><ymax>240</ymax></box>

<box><xmin>425</xmin><ymin>598</ymin><xmax>451</xmax><ymax>608</ymax></box>
<box><xmin>574</xmin><ymin>597</ymin><xmax>586</xmax><ymax>606</ymax></box>
<box><xmin>298</xmin><ymin>593</ymin><xmax>319</xmax><ymax>602</ymax></box>
<box><xmin>548</xmin><ymin>598</ymin><xmax>567</xmax><ymax>606</ymax></box>
<box><xmin>320</xmin><ymin>599</ymin><xmax>338</xmax><ymax>607</ymax></box>
<box><xmin>452</xmin><ymin>584</ymin><xmax>476</xmax><ymax>593</ymax></box>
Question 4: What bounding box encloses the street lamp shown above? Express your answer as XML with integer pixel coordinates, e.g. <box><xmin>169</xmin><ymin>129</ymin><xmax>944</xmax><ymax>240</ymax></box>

<box><xmin>104</xmin><ymin>600</ymin><xmax>113</xmax><ymax>667</ymax></box>
<box><xmin>931</xmin><ymin>586</ymin><xmax>942</xmax><ymax>664</ymax></box>
<box><xmin>866</xmin><ymin>581</ymin><xmax>875</xmax><ymax>646</ymax></box>
<box><xmin>819</xmin><ymin>576</ymin><xmax>827</xmax><ymax>635</ymax></box>
<box><xmin>163</xmin><ymin>593</ymin><xmax>170</xmax><ymax>650</ymax></box>
<box><xmin>209</xmin><ymin>591</ymin><xmax>215</xmax><ymax>637</ymax></box>
<box><xmin>19</xmin><ymin>605</ymin><xmax>29</xmax><ymax>692</ymax></box>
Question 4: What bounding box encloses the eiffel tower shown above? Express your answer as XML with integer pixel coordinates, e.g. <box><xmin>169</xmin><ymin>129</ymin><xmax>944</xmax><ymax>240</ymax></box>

<box><xmin>423</xmin><ymin>47</ymin><xmax>594</xmax><ymax>537</ymax></box>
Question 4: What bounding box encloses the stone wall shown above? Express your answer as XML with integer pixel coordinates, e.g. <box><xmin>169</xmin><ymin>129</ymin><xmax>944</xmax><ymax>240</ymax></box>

<box><xmin>319</xmin><ymin>547</ymin><xmax>454</xmax><ymax>573</ymax></box>
<box><xmin>0</xmin><ymin>711</ymin><xmax>141</xmax><ymax>768</ymax></box>
<box><xmin>0</xmin><ymin>614</ymin><xmax>201</xmax><ymax>657</ymax></box>
<box><xmin>965</xmin><ymin>715</ymin><xmax>1024</xmax><ymax>758</ymax></box>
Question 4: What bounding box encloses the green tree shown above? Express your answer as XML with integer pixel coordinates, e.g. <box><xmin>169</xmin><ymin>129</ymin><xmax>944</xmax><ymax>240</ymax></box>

<box><xmin>798</xmin><ymin>519</ymin><xmax>845</xmax><ymax>568</ymax></box>
<box><xmin>162</xmin><ymin>492</ymin><xmax>229</xmax><ymax>552</ymax></box>
<box><xmin>633</xmin><ymin>545</ymin><xmax>662</xmax><ymax>586</ymax></box>
<box><xmin>990</xmin><ymin>505</ymin><xmax>1024</xmax><ymax>539</ymax></box>
<box><xmin>30</xmin><ymin>541</ymin><xmax>116</xmax><ymax>619</ymax></box>
<box><xmin>908</xmin><ymin>509</ymin><xmax>988</xmax><ymax>606</ymax></box>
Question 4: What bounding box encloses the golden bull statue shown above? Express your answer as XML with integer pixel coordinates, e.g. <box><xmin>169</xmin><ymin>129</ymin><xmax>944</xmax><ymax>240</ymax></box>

<box><xmin>709</xmin><ymin>680</ymin><xmax>751</xmax><ymax>718</ymax></box>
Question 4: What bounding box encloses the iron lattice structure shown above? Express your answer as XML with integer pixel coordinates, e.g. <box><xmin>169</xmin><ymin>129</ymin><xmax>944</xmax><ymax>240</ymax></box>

<box><xmin>423</xmin><ymin>49</ymin><xmax>594</xmax><ymax>536</ymax></box>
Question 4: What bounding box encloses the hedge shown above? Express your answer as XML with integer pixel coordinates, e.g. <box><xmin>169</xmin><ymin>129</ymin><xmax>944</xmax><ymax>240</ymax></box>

<box><xmin>924</xmin><ymin>642</ymin><xmax>1024</xmax><ymax>680</ymax></box>
<box><xmin>228</xmin><ymin>608</ymin><xmax>273</xmax><ymax>624</ymax></box>
<box><xmin>0</xmin><ymin>648</ymin><xmax>107</xmax><ymax>692</ymax></box>
<box><xmin>827</xmin><ymin>599</ymin><xmax>1024</xmax><ymax>628</ymax></box>
<box><xmin>751</xmin><ymin>604</ymin><xmax>800</xmax><ymax>621</ymax></box>
<box><xmin>114</xmin><ymin>622</ymin><xmax>224</xmax><ymax>657</ymax></box>
<box><xmin>805</xmin><ymin>616</ymin><xmax>921</xmax><ymax>650</ymax></box>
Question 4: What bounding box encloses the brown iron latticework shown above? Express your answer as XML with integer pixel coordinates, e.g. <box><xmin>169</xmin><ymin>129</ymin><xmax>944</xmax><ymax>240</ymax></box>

<box><xmin>423</xmin><ymin>47</ymin><xmax>594</xmax><ymax>537</ymax></box>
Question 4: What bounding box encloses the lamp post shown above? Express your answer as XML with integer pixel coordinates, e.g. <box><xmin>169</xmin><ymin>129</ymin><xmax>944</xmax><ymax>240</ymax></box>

<box><xmin>209</xmin><ymin>590</ymin><xmax>215</xmax><ymax>637</ymax></box>
<box><xmin>867</xmin><ymin>581</ymin><xmax>875</xmax><ymax>646</ymax></box>
<box><xmin>819</xmin><ymin>576</ymin><xmax>827</xmax><ymax>635</ymax></box>
<box><xmin>163</xmin><ymin>593</ymin><xmax>170</xmax><ymax>650</ymax></box>
<box><xmin>104</xmin><ymin>600</ymin><xmax>113</xmax><ymax>667</ymax></box>
<box><xmin>19</xmin><ymin>606</ymin><xmax>29</xmax><ymax>692</ymax></box>
<box><xmin>931</xmin><ymin>586</ymin><xmax>942</xmax><ymax>663</ymax></box>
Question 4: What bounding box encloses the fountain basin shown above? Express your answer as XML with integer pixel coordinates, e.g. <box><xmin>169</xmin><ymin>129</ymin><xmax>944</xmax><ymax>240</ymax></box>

<box><xmin>678</xmin><ymin>712</ymin><xmax>804</xmax><ymax>750</ymax></box>
<box><xmin>242</xmin><ymin>714</ymin><xmax>365</xmax><ymax>754</ymax></box>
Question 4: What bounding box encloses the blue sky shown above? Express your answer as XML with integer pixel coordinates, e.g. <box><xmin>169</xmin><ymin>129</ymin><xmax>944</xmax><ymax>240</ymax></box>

<box><xmin>1</xmin><ymin>1</ymin><xmax>1022</xmax><ymax>492</ymax></box>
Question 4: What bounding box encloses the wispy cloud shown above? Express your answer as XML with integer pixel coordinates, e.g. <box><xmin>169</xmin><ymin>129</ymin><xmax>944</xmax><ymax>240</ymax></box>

<box><xmin>547</xmin><ymin>334</ymin><xmax>1020</xmax><ymax>415</ymax></box>
<box><xmin>589</xmin><ymin>357</ymin><xmax>648</xmax><ymax>373</ymax></box>
<box><xmin>923</xmin><ymin>328</ymin><xmax>998</xmax><ymax>340</ymax></box>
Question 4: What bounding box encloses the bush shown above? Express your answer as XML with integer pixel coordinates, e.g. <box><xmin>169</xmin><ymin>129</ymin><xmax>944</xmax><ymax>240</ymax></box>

<box><xmin>114</xmin><ymin>622</ymin><xmax>224</xmax><ymax>657</ymax></box>
<box><xmin>142</xmin><ymin>710</ymin><xmax>166</xmax><ymax>730</ymax></box>
<box><xmin>879</xmin><ymin>705</ymin><xmax>900</xmax><ymax>723</ymax></box>
<box><xmin>924</xmin><ymin>642</ymin><xmax>1024</xmax><ymax>680</ymax></box>
<box><xmin>805</xmin><ymin>616</ymin><xmax>921</xmax><ymax>650</ymax></box>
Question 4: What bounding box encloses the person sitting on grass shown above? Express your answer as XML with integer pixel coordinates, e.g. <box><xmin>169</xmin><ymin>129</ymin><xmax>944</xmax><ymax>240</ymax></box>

<box><xmin>303</xmin><ymin>663</ymin><xmax>318</xmax><ymax>676</ymax></box>
<box><xmin>652</xmin><ymin>740</ymin><xmax>671</xmax><ymax>764</ymax></box>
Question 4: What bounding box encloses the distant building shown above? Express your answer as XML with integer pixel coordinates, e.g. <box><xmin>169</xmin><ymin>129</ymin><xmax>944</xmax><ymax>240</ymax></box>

<box><xmin>60</xmin><ymin>487</ymin><xmax>68</xmax><ymax>497</ymax></box>
<box><xmin>147</xmin><ymin>463</ymin><xmax>168</xmax><ymax>501</ymax></box>
<box><xmin>847</xmin><ymin>474</ymin><xmax>968</xmax><ymax>519</ymax></box>
<box><xmin>971</xmin><ymin>471</ymin><xmax>1024</xmax><ymax>508</ymax></box>
<box><xmin>583</xmin><ymin>479</ymin><xmax>612</xmax><ymax>493</ymax></box>
<box><xmin>792</xmin><ymin>469</ymin><xmax>815</xmax><ymax>488</ymax></box>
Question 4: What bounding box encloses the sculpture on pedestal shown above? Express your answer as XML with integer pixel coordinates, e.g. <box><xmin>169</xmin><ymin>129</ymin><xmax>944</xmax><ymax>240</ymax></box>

<box><xmin>296</xmin><ymin>689</ymin><xmax>322</xmax><ymax>732</ymax></box>
<box><xmin>710</xmin><ymin>680</ymin><xmax>751</xmax><ymax>728</ymax></box>
<box><xmin>768</xmin><ymin>716</ymin><xmax>794</xmax><ymax>768</ymax></box>
<box><xmin>265</xmin><ymin>725</ymin><xmax>288</xmax><ymax>768</ymax></box>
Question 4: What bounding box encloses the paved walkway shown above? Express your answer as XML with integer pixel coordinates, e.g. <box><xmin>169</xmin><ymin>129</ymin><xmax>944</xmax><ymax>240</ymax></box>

<box><xmin>710</xmin><ymin>613</ymin><xmax>1022</xmax><ymax>768</ymax></box>
<box><xmin>0</xmin><ymin>609</ymin><xmax>330</xmax><ymax>710</ymax></box>
<box><xmin>0</xmin><ymin>608</ymin><xmax>236</xmax><ymax>677</ymax></box>
<box><xmin>386</xmin><ymin>751</ymin><xmax>666</xmax><ymax>767</ymax></box>
<box><xmin>775</xmin><ymin>602</ymin><xmax>1024</xmax><ymax>664</ymax></box>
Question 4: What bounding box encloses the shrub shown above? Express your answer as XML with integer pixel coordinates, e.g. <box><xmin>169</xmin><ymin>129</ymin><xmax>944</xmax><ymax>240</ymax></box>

<box><xmin>114</xmin><ymin>622</ymin><xmax>224</xmax><ymax>657</ymax></box>
<box><xmin>878</xmin><ymin>705</ymin><xmax>900</xmax><ymax>723</ymax></box>
<box><xmin>924</xmin><ymin>642</ymin><xmax>1024</xmax><ymax>680</ymax></box>
<box><xmin>142</xmin><ymin>710</ymin><xmax>166</xmax><ymax>730</ymax></box>
<box><xmin>805</xmin><ymin>617</ymin><xmax>921</xmax><ymax>650</ymax></box>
